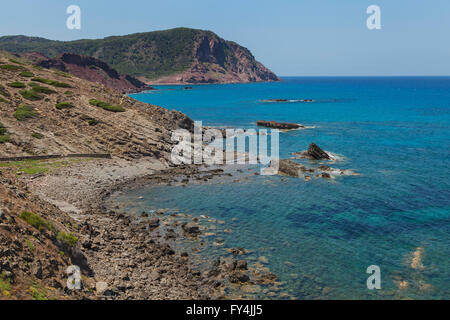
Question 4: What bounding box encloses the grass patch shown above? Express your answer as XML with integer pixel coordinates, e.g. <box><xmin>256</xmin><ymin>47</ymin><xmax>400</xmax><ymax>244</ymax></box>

<box><xmin>54</xmin><ymin>70</ymin><xmax>71</xmax><ymax>78</ymax></box>
<box><xmin>7</xmin><ymin>81</ymin><xmax>26</xmax><ymax>88</ymax></box>
<box><xmin>0</xmin><ymin>97</ymin><xmax>9</xmax><ymax>103</ymax></box>
<box><xmin>33</xmin><ymin>65</ymin><xmax>44</xmax><ymax>71</ymax></box>
<box><xmin>25</xmin><ymin>238</ymin><xmax>35</xmax><ymax>252</ymax></box>
<box><xmin>0</xmin><ymin>158</ymin><xmax>94</xmax><ymax>175</ymax></box>
<box><xmin>89</xmin><ymin>99</ymin><xmax>125</xmax><ymax>112</ymax></box>
<box><xmin>0</xmin><ymin>64</ymin><xmax>26</xmax><ymax>71</ymax></box>
<box><xmin>31</xmin><ymin>132</ymin><xmax>43</xmax><ymax>139</ymax></box>
<box><xmin>29</xmin><ymin>85</ymin><xmax>56</xmax><ymax>94</ymax></box>
<box><xmin>0</xmin><ymin>135</ymin><xmax>10</xmax><ymax>143</ymax></box>
<box><xmin>20</xmin><ymin>71</ymin><xmax>34</xmax><ymax>77</ymax></box>
<box><xmin>64</xmin><ymin>90</ymin><xmax>73</xmax><ymax>95</ymax></box>
<box><xmin>88</xmin><ymin>119</ymin><xmax>99</xmax><ymax>126</ymax></box>
<box><xmin>30</xmin><ymin>286</ymin><xmax>48</xmax><ymax>300</ymax></box>
<box><xmin>56</xmin><ymin>102</ymin><xmax>73</xmax><ymax>110</ymax></box>
<box><xmin>31</xmin><ymin>77</ymin><xmax>72</xmax><ymax>88</ymax></box>
<box><xmin>9</xmin><ymin>58</ymin><xmax>24</xmax><ymax>65</ymax></box>
<box><xmin>19</xmin><ymin>89</ymin><xmax>43</xmax><ymax>101</ymax></box>
<box><xmin>19</xmin><ymin>211</ymin><xmax>54</xmax><ymax>232</ymax></box>
<box><xmin>14</xmin><ymin>105</ymin><xmax>38</xmax><ymax>121</ymax></box>
<box><xmin>0</xmin><ymin>272</ymin><xmax>11</xmax><ymax>297</ymax></box>
<box><xmin>56</xmin><ymin>231</ymin><xmax>78</xmax><ymax>247</ymax></box>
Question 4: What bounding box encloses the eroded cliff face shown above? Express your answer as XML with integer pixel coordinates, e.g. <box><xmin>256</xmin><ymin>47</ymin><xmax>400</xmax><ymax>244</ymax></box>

<box><xmin>36</xmin><ymin>53</ymin><xmax>153</xmax><ymax>93</ymax></box>
<box><xmin>144</xmin><ymin>33</ymin><xmax>280</xmax><ymax>84</ymax></box>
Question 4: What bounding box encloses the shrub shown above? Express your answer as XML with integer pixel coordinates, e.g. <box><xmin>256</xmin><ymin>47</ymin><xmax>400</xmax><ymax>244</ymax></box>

<box><xmin>14</xmin><ymin>105</ymin><xmax>38</xmax><ymax>121</ymax></box>
<box><xmin>20</xmin><ymin>71</ymin><xmax>34</xmax><ymax>77</ymax></box>
<box><xmin>32</xmin><ymin>77</ymin><xmax>72</xmax><ymax>88</ymax></box>
<box><xmin>55</xmin><ymin>102</ymin><xmax>73</xmax><ymax>110</ymax></box>
<box><xmin>30</xmin><ymin>86</ymin><xmax>56</xmax><ymax>94</ymax></box>
<box><xmin>19</xmin><ymin>211</ymin><xmax>54</xmax><ymax>232</ymax></box>
<box><xmin>19</xmin><ymin>89</ymin><xmax>43</xmax><ymax>101</ymax></box>
<box><xmin>0</xmin><ymin>135</ymin><xmax>9</xmax><ymax>143</ymax></box>
<box><xmin>0</xmin><ymin>97</ymin><xmax>8</xmax><ymax>104</ymax></box>
<box><xmin>30</xmin><ymin>286</ymin><xmax>48</xmax><ymax>300</ymax></box>
<box><xmin>7</xmin><ymin>81</ymin><xmax>26</xmax><ymax>88</ymax></box>
<box><xmin>64</xmin><ymin>90</ymin><xmax>73</xmax><ymax>95</ymax></box>
<box><xmin>0</xmin><ymin>64</ymin><xmax>25</xmax><ymax>71</ymax></box>
<box><xmin>56</xmin><ymin>231</ymin><xmax>78</xmax><ymax>247</ymax></box>
<box><xmin>0</xmin><ymin>124</ymin><xmax>6</xmax><ymax>135</ymax></box>
<box><xmin>9</xmin><ymin>58</ymin><xmax>24</xmax><ymax>65</ymax></box>
<box><xmin>89</xmin><ymin>99</ymin><xmax>125</xmax><ymax>112</ymax></box>
<box><xmin>87</xmin><ymin>119</ymin><xmax>98</xmax><ymax>126</ymax></box>
<box><xmin>31</xmin><ymin>132</ymin><xmax>43</xmax><ymax>139</ymax></box>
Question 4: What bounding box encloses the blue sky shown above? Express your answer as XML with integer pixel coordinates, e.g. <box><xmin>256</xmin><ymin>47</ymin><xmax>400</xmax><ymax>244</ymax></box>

<box><xmin>1</xmin><ymin>0</ymin><xmax>449</xmax><ymax>76</ymax></box>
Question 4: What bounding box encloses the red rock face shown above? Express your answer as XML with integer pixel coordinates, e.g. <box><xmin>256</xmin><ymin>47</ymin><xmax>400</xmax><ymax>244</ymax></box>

<box><xmin>149</xmin><ymin>34</ymin><xmax>280</xmax><ymax>84</ymax></box>
<box><xmin>36</xmin><ymin>53</ymin><xmax>154</xmax><ymax>93</ymax></box>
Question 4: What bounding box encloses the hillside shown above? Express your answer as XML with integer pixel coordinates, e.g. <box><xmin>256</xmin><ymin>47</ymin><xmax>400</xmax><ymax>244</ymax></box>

<box><xmin>0</xmin><ymin>53</ymin><xmax>193</xmax><ymax>159</ymax></box>
<box><xmin>0</xmin><ymin>28</ymin><xmax>280</xmax><ymax>84</ymax></box>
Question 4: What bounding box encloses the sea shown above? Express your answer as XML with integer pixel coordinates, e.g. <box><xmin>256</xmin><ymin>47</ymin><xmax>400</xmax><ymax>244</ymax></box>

<box><xmin>109</xmin><ymin>77</ymin><xmax>450</xmax><ymax>299</ymax></box>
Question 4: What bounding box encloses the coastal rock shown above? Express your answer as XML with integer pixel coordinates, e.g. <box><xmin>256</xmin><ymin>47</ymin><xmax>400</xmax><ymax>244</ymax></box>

<box><xmin>256</xmin><ymin>120</ymin><xmax>303</xmax><ymax>130</ymax></box>
<box><xmin>147</xmin><ymin>218</ymin><xmax>160</xmax><ymax>230</ymax></box>
<box><xmin>182</xmin><ymin>222</ymin><xmax>201</xmax><ymax>236</ymax></box>
<box><xmin>304</xmin><ymin>143</ymin><xmax>331</xmax><ymax>160</ymax></box>
<box><xmin>277</xmin><ymin>159</ymin><xmax>303</xmax><ymax>177</ymax></box>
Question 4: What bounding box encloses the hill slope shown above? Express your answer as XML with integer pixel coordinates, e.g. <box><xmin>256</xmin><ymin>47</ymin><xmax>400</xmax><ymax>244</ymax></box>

<box><xmin>0</xmin><ymin>53</ymin><xmax>193</xmax><ymax>159</ymax></box>
<box><xmin>0</xmin><ymin>28</ymin><xmax>280</xmax><ymax>84</ymax></box>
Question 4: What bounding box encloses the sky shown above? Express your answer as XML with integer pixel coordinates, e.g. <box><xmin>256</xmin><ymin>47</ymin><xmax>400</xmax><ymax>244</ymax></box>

<box><xmin>1</xmin><ymin>0</ymin><xmax>450</xmax><ymax>76</ymax></box>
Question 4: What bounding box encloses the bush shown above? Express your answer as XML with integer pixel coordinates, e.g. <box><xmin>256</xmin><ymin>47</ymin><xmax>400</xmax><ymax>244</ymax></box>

<box><xmin>55</xmin><ymin>102</ymin><xmax>74</xmax><ymax>110</ymax></box>
<box><xmin>9</xmin><ymin>58</ymin><xmax>24</xmax><ymax>65</ymax></box>
<box><xmin>56</xmin><ymin>231</ymin><xmax>78</xmax><ymax>247</ymax></box>
<box><xmin>31</xmin><ymin>132</ymin><xmax>43</xmax><ymax>139</ymax></box>
<box><xmin>30</xmin><ymin>86</ymin><xmax>56</xmax><ymax>94</ymax></box>
<box><xmin>13</xmin><ymin>105</ymin><xmax>38</xmax><ymax>121</ymax></box>
<box><xmin>0</xmin><ymin>135</ymin><xmax>10</xmax><ymax>143</ymax></box>
<box><xmin>89</xmin><ymin>99</ymin><xmax>125</xmax><ymax>112</ymax></box>
<box><xmin>64</xmin><ymin>91</ymin><xmax>73</xmax><ymax>95</ymax></box>
<box><xmin>0</xmin><ymin>97</ymin><xmax>8</xmax><ymax>104</ymax></box>
<box><xmin>19</xmin><ymin>211</ymin><xmax>54</xmax><ymax>232</ymax></box>
<box><xmin>19</xmin><ymin>89</ymin><xmax>43</xmax><ymax>101</ymax></box>
<box><xmin>87</xmin><ymin>119</ymin><xmax>98</xmax><ymax>126</ymax></box>
<box><xmin>32</xmin><ymin>77</ymin><xmax>72</xmax><ymax>88</ymax></box>
<box><xmin>8</xmin><ymin>81</ymin><xmax>26</xmax><ymax>88</ymax></box>
<box><xmin>0</xmin><ymin>64</ymin><xmax>25</xmax><ymax>71</ymax></box>
<box><xmin>20</xmin><ymin>71</ymin><xmax>34</xmax><ymax>77</ymax></box>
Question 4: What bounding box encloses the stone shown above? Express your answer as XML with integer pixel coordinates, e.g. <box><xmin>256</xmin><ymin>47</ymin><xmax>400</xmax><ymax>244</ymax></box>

<box><xmin>96</xmin><ymin>281</ymin><xmax>108</xmax><ymax>295</ymax></box>
<box><xmin>305</xmin><ymin>143</ymin><xmax>330</xmax><ymax>160</ymax></box>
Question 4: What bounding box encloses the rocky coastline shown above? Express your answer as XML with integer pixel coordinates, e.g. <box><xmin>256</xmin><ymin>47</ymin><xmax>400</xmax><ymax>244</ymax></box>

<box><xmin>26</xmin><ymin>158</ymin><xmax>280</xmax><ymax>299</ymax></box>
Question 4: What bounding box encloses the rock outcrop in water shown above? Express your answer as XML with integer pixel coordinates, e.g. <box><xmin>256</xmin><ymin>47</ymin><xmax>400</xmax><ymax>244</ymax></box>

<box><xmin>256</xmin><ymin>120</ymin><xmax>303</xmax><ymax>130</ymax></box>
<box><xmin>304</xmin><ymin>143</ymin><xmax>331</xmax><ymax>160</ymax></box>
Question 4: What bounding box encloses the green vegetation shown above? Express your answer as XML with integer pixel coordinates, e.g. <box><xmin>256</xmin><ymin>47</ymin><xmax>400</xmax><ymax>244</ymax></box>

<box><xmin>89</xmin><ymin>98</ymin><xmax>125</xmax><ymax>112</ymax></box>
<box><xmin>28</xmin><ymin>85</ymin><xmax>56</xmax><ymax>94</ymax></box>
<box><xmin>20</xmin><ymin>71</ymin><xmax>34</xmax><ymax>77</ymax></box>
<box><xmin>33</xmin><ymin>65</ymin><xmax>44</xmax><ymax>70</ymax></box>
<box><xmin>13</xmin><ymin>104</ymin><xmax>38</xmax><ymax>121</ymax></box>
<box><xmin>31</xmin><ymin>77</ymin><xmax>71</xmax><ymax>88</ymax></box>
<box><xmin>55</xmin><ymin>102</ymin><xmax>73</xmax><ymax>110</ymax></box>
<box><xmin>19</xmin><ymin>89</ymin><xmax>43</xmax><ymax>101</ymax></box>
<box><xmin>54</xmin><ymin>70</ymin><xmax>71</xmax><ymax>78</ymax></box>
<box><xmin>19</xmin><ymin>211</ymin><xmax>54</xmax><ymax>232</ymax></box>
<box><xmin>0</xmin><ymin>97</ymin><xmax>9</xmax><ymax>104</ymax></box>
<box><xmin>25</xmin><ymin>238</ymin><xmax>35</xmax><ymax>251</ymax></box>
<box><xmin>56</xmin><ymin>231</ymin><xmax>78</xmax><ymax>247</ymax></box>
<box><xmin>0</xmin><ymin>157</ymin><xmax>94</xmax><ymax>175</ymax></box>
<box><xmin>0</xmin><ymin>28</ymin><xmax>218</xmax><ymax>79</ymax></box>
<box><xmin>31</xmin><ymin>132</ymin><xmax>43</xmax><ymax>139</ymax></box>
<box><xmin>7</xmin><ymin>81</ymin><xmax>26</xmax><ymax>88</ymax></box>
<box><xmin>0</xmin><ymin>123</ymin><xmax>9</xmax><ymax>143</ymax></box>
<box><xmin>0</xmin><ymin>272</ymin><xmax>11</xmax><ymax>297</ymax></box>
<box><xmin>30</xmin><ymin>285</ymin><xmax>48</xmax><ymax>300</ymax></box>
<box><xmin>87</xmin><ymin>119</ymin><xmax>99</xmax><ymax>126</ymax></box>
<box><xmin>9</xmin><ymin>58</ymin><xmax>24</xmax><ymax>65</ymax></box>
<box><xmin>64</xmin><ymin>90</ymin><xmax>73</xmax><ymax>95</ymax></box>
<box><xmin>0</xmin><ymin>64</ymin><xmax>26</xmax><ymax>71</ymax></box>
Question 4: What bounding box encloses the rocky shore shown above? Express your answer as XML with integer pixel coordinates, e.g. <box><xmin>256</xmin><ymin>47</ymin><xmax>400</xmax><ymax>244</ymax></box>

<box><xmin>26</xmin><ymin>157</ymin><xmax>279</xmax><ymax>299</ymax></box>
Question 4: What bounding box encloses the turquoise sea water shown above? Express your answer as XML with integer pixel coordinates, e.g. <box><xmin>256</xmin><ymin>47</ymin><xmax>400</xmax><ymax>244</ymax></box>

<box><xmin>120</xmin><ymin>77</ymin><xmax>449</xmax><ymax>299</ymax></box>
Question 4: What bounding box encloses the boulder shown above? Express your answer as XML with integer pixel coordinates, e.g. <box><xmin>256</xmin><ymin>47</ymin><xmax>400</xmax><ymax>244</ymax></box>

<box><xmin>182</xmin><ymin>222</ymin><xmax>201</xmax><ymax>236</ymax></box>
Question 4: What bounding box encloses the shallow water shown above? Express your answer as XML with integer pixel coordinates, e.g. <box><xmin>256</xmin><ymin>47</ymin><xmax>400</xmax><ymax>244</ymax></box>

<box><xmin>117</xmin><ymin>77</ymin><xmax>450</xmax><ymax>299</ymax></box>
